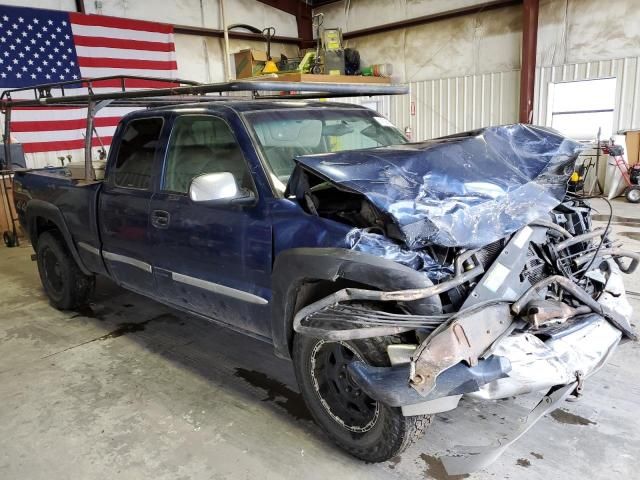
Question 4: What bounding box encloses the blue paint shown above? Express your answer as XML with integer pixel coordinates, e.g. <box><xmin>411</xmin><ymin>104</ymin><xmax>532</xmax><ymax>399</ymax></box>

<box><xmin>14</xmin><ymin>101</ymin><xmax>377</xmax><ymax>340</ymax></box>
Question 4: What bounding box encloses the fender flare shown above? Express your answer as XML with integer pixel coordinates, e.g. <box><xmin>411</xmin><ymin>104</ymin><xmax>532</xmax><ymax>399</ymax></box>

<box><xmin>25</xmin><ymin>199</ymin><xmax>92</xmax><ymax>276</ymax></box>
<box><xmin>271</xmin><ymin>247</ymin><xmax>442</xmax><ymax>359</ymax></box>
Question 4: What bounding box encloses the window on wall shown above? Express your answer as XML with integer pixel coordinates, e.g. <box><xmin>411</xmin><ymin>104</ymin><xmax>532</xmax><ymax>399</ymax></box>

<box><xmin>549</xmin><ymin>78</ymin><xmax>616</xmax><ymax>141</ymax></box>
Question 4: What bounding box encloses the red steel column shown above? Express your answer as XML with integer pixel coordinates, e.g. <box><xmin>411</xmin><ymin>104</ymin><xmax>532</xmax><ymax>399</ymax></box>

<box><xmin>519</xmin><ymin>0</ymin><xmax>539</xmax><ymax>123</ymax></box>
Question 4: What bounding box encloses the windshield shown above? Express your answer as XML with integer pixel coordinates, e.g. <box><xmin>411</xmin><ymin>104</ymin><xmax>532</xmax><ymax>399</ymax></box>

<box><xmin>243</xmin><ymin>108</ymin><xmax>407</xmax><ymax>191</ymax></box>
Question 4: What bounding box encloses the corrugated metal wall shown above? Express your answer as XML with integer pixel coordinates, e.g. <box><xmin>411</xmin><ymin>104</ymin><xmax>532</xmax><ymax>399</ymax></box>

<box><xmin>533</xmin><ymin>56</ymin><xmax>640</xmax><ymax>133</ymax></box>
<box><xmin>406</xmin><ymin>70</ymin><xmax>521</xmax><ymax>140</ymax></box>
<box><xmin>343</xmin><ymin>56</ymin><xmax>640</xmax><ymax>141</ymax></box>
<box><xmin>339</xmin><ymin>70</ymin><xmax>520</xmax><ymax>141</ymax></box>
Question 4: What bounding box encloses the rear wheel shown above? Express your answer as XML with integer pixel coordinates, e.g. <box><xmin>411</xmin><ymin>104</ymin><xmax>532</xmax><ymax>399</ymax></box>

<box><xmin>36</xmin><ymin>231</ymin><xmax>95</xmax><ymax>310</ymax></box>
<box><xmin>625</xmin><ymin>185</ymin><xmax>640</xmax><ymax>203</ymax></box>
<box><xmin>293</xmin><ymin>333</ymin><xmax>430</xmax><ymax>462</ymax></box>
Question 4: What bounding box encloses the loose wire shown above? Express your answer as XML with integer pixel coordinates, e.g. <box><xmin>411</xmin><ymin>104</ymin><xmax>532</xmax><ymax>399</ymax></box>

<box><xmin>567</xmin><ymin>194</ymin><xmax>613</xmax><ymax>281</ymax></box>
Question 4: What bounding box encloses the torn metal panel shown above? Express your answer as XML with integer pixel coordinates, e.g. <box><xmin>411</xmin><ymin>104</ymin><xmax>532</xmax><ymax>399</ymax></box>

<box><xmin>409</xmin><ymin>303</ymin><xmax>513</xmax><ymax>396</ymax></box>
<box><xmin>512</xmin><ymin>273</ymin><xmax>637</xmax><ymax>340</ymax></box>
<box><xmin>521</xmin><ymin>299</ymin><xmax>591</xmax><ymax>328</ymax></box>
<box><xmin>347</xmin><ymin>228</ymin><xmax>453</xmax><ymax>281</ymax></box>
<box><xmin>467</xmin><ymin>314</ymin><xmax>622</xmax><ymax>400</ymax></box>
<box><xmin>292</xmin><ymin>124</ymin><xmax>583</xmax><ymax>248</ymax></box>
<box><xmin>441</xmin><ymin>381</ymin><xmax>579</xmax><ymax>476</ymax></box>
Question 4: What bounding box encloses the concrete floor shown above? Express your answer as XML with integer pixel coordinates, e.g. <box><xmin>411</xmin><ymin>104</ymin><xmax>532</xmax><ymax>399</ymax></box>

<box><xmin>1</xmin><ymin>198</ymin><xmax>639</xmax><ymax>480</ymax></box>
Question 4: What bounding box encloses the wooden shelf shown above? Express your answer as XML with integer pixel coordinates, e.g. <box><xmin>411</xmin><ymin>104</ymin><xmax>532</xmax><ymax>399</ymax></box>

<box><xmin>247</xmin><ymin>72</ymin><xmax>392</xmax><ymax>84</ymax></box>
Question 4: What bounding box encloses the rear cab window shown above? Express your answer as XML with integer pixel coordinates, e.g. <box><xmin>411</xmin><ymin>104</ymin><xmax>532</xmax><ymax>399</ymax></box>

<box><xmin>111</xmin><ymin>117</ymin><xmax>164</xmax><ymax>190</ymax></box>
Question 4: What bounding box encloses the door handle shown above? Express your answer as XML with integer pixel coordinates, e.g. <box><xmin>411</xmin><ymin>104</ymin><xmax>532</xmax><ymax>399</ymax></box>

<box><xmin>151</xmin><ymin>210</ymin><xmax>170</xmax><ymax>229</ymax></box>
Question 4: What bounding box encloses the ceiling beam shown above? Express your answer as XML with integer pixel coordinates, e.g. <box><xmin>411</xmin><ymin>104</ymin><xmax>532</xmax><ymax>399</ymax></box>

<box><xmin>310</xmin><ymin>0</ymin><xmax>343</xmax><ymax>6</ymax></box>
<box><xmin>253</xmin><ymin>0</ymin><xmax>302</xmax><ymax>16</ymax></box>
<box><xmin>173</xmin><ymin>24</ymin><xmax>301</xmax><ymax>45</ymax></box>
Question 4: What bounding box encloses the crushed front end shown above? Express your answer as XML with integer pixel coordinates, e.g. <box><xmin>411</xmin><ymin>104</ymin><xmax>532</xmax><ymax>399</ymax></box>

<box><xmin>288</xmin><ymin>124</ymin><xmax>638</xmax><ymax>474</ymax></box>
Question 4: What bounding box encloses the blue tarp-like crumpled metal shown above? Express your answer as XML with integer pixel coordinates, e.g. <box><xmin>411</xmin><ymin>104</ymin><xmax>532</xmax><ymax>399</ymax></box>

<box><xmin>293</xmin><ymin>124</ymin><xmax>583</xmax><ymax>248</ymax></box>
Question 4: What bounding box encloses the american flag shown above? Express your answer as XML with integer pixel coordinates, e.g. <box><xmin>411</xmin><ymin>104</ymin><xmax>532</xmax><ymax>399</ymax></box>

<box><xmin>0</xmin><ymin>5</ymin><xmax>178</xmax><ymax>167</ymax></box>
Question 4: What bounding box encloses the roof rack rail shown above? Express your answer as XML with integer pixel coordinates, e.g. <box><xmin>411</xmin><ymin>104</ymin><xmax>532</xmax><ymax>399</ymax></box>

<box><xmin>1</xmin><ymin>74</ymin><xmax>408</xmax><ymax>107</ymax></box>
<box><xmin>1</xmin><ymin>75</ymin><xmax>407</xmax><ymax>178</ymax></box>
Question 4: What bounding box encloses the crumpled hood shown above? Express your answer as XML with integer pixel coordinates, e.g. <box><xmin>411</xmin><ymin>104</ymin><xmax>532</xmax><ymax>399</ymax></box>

<box><xmin>290</xmin><ymin>124</ymin><xmax>583</xmax><ymax>248</ymax></box>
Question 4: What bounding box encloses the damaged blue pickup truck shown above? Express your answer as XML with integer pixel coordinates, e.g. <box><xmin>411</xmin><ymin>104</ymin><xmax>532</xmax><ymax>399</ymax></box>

<box><xmin>13</xmin><ymin>100</ymin><xmax>638</xmax><ymax>474</ymax></box>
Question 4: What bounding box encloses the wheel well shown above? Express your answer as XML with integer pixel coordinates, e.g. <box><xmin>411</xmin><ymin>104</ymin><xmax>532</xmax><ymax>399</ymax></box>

<box><xmin>32</xmin><ymin>216</ymin><xmax>60</xmax><ymax>247</ymax></box>
<box><xmin>287</xmin><ymin>278</ymin><xmax>390</xmax><ymax>356</ymax></box>
<box><xmin>288</xmin><ymin>279</ymin><xmax>422</xmax><ymax>361</ymax></box>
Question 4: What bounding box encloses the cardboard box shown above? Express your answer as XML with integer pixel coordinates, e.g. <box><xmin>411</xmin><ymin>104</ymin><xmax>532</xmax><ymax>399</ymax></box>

<box><xmin>66</xmin><ymin>160</ymin><xmax>107</xmax><ymax>180</ymax></box>
<box><xmin>233</xmin><ymin>49</ymin><xmax>268</xmax><ymax>79</ymax></box>
<box><xmin>625</xmin><ymin>130</ymin><xmax>640</xmax><ymax>166</ymax></box>
<box><xmin>0</xmin><ymin>174</ymin><xmax>22</xmax><ymax>238</ymax></box>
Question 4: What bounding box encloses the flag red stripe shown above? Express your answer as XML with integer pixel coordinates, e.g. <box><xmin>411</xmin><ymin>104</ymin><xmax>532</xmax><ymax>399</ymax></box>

<box><xmin>69</xmin><ymin>12</ymin><xmax>173</xmax><ymax>34</ymax></box>
<box><xmin>74</xmin><ymin>35</ymin><xmax>175</xmax><ymax>52</ymax></box>
<box><xmin>77</xmin><ymin>56</ymin><xmax>177</xmax><ymax>70</ymax></box>
<box><xmin>22</xmin><ymin>137</ymin><xmax>114</xmax><ymax>154</ymax></box>
<box><xmin>11</xmin><ymin>117</ymin><xmax>121</xmax><ymax>133</ymax></box>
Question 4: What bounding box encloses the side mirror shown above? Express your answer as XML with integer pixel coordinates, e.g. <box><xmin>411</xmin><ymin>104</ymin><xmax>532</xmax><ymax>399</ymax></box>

<box><xmin>189</xmin><ymin>172</ymin><xmax>255</xmax><ymax>206</ymax></box>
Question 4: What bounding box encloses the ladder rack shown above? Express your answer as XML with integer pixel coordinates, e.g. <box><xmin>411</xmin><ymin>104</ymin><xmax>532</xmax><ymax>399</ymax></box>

<box><xmin>1</xmin><ymin>75</ymin><xmax>408</xmax><ymax>179</ymax></box>
<box><xmin>1</xmin><ymin>74</ymin><xmax>407</xmax><ymax>107</ymax></box>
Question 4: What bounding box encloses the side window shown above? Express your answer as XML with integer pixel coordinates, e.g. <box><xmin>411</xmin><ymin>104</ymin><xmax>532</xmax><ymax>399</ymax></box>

<box><xmin>113</xmin><ymin>117</ymin><xmax>164</xmax><ymax>190</ymax></box>
<box><xmin>164</xmin><ymin>115</ymin><xmax>251</xmax><ymax>194</ymax></box>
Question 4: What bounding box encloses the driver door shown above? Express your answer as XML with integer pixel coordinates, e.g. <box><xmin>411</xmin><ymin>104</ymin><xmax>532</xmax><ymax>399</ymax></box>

<box><xmin>148</xmin><ymin>114</ymin><xmax>272</xmax><ymax>338</ymax></box>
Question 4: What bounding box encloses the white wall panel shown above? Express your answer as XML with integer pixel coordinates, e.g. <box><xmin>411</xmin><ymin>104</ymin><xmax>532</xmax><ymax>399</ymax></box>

<box><xmin>0</xmin><ymin>0</ymin><xmax>76</xmax><ymax>11</ymax></box>
<box><xmin>338</xmin><ymin>69</ymin><xmax>519</xmax><ymax>142</ymax></box>
<box><xmin>407</xmin><ymin>70</ymin><xmax>519</xmax><ymax>139</ymax></box>
<box><xmin>317</xmin><ymin>0</ymin><xmax>497</xmax><ymax>34</ymax></box>
<box><xmin>338</xmin><ymin>4</ymin><xmax>522</xmax><ymax>83</ymax></box>
<box><xmin>87</xmin><ymin>0</ymin><xmax>213</xmax><ymax>29</ymax></box>
<box><xmin>84</xmin><ymin>0</ymin><xmax>296</xmax><ymax>34</ymax></box>
<box><xmin>346</xmin><ymin>56</ymin><xmax>640</xmax><ymax>142</ymax></box>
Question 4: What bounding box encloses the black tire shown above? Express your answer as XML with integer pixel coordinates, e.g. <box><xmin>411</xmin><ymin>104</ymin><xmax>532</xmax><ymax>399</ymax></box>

<box><xmin>36</xmin><ymin>231</ymin><xmax>95</xmax><ymax>310</ymax></box>
<box><xmin>625</xmin><ymin>185</ymin><xmax>640</xmax><ymax>203</ymax></box>
<box><xmin>3</xmin><ymin>230</ymin><xmax>17</xmax><ymax>248</ymax></box>
<box><xmin>293</xmin><ymin>333</ymin><xmax>430</xmax><ymax>462</ymax></box>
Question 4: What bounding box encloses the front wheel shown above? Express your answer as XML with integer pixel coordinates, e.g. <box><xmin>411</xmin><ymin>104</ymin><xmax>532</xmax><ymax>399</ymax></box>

<box><xmin>36</xmin><ymin>231</ymin><xmax>95</xmax><ymax>310</ymax></box>
<box><xmin>3</xmin><ymin>230</ymin><xmax>17</xmax><ymax>247</ymax></box>
<box><xmin>292</xmin><ymin>334</ymin><xmax>430</xmax><ymax>462</ymax></box>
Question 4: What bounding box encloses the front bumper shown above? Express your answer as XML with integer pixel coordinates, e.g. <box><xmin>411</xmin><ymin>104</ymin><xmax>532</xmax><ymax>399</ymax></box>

<box><xmin>348</xmin><ymin>314</ymin><xmax>622</xmax><ymax>415</ymax></box>
<box><xmin>346</xmin><ymin>262</ymin><xmax>634</xmax><ymax>476</ymax></box>
<box><xmin>348</xmin><ymin>268</ymin><xmax>631</xmax><ymax>413</ymax></box>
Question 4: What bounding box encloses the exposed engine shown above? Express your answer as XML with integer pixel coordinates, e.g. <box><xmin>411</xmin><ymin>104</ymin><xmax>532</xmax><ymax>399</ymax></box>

<box><xmin>292</xmin><ymin>183</ymin><xmax>638</xmax><ymax>343</ymax></box>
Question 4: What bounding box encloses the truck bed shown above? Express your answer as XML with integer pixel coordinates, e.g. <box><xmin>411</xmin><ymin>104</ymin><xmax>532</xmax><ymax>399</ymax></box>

<box><xmin>13</xmin><ymin>168</ymin><xmax>104</xmax><ymax>272</ymax></box>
